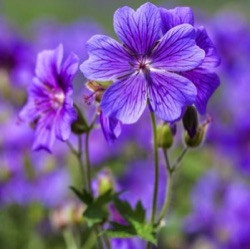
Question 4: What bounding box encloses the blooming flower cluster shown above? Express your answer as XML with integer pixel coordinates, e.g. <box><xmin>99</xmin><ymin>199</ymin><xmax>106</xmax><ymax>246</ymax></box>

<box><xmin>0</xmin><ymin>2</ymin><xmax>228</xmax><ymax>249</ymax></box>
<box><xmin>81</xmin><ymin>3</ymin><xmax>220</xmax><ymax>128</ymax></box>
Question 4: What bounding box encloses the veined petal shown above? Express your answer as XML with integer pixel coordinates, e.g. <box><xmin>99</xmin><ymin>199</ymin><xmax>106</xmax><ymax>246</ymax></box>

<box><xmin>32</xmin><ymin>114</ymin><xmax>56</xmax><ymax>152</ymax></box>
<box><xmin>35</xmin><ymin>44</ymin><xmax>63</xmax><ymax>88</ymax></box>
<box><xmin>147</xmin><ymin>71</ymin><xmax>197</xmax><ymax>122</ymax></box>
<box><xmin>60</xmin><ymin>52</ymin><xmax>79</xmax><ymax>93</ymax></box>
<box><xmin>114</xmin><ymin>2</ymin><xmax>161</xmax><ymax>55</ymax></box>
<box><xmin>80</xmin><ymin>35</ymin><xmax>133</xmax><ymax>81</ymax></box>
<box><xmin>151</xmin><ymin>24</ymin><xmax>205</xmax><ymax>72</ymax></box>
<box><xmin>182</xmin><ymin>69</ymin><xmax>220</xmax><ymax>114</ymax></box>
<box><xmin>160</xmin><ymin>7</ymin><xmax>194</xmax><ymax>33</ymax></box>
<box><xmin>196</xmin><ymin>27</ymin><xmax>221</xmax><ymax>69</ymax></box>
<box><xmin>100</xmin><ymin>73</ymin><xmax>147</xmax><ymax>124</ymax></box>
<box><xmin>55</xmin><ymin>99</ymin><xmax>77</xmax><ymax>141</ymax></box>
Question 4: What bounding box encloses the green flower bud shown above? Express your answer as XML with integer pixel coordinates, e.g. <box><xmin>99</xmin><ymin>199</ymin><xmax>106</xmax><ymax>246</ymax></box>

<box><xmin>182</xmin><ymin>106</ymin><xmax>198</xmax><ymax>138</ymax></box>
<box><xmin>97</xmin><ymin>169</ymin><xmax>114</xmax><ymax>195</ymax></box>
<box><xmin>184</xmin><ymin>125</ymin><xmax>207</xmax><ymax>148</ymax></box>
<box><xmin>71</xmin><ymin>104</ymin><xmax>89</xmax><ymax>134</ymax></box>
<box><xmin>157</xmin><ymin>123</ymin><xmax>174</xmax><ymax>149</ymax></box>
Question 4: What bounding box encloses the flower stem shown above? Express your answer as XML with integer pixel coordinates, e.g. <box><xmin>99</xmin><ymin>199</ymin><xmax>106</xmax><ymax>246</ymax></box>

<box><xmin>147</xmin><ymin>112</ymin><xmax>159</xmax><ymax>249</ymax></box>
<box><xmin>84</xmin><ymin>131</ymin><xmax>92</xmax><ymax>194</ymax></box>
<box><xmin>63</xmin><ymin>229</ymin><xmax>79</xmax><ymax>249</ymax></box>
<box><xmin>156</xmin><ymin>147</ymin><xmax>189</xmax><ymax>226</ymax></box>
<box><xmin>157</xmin><ymin>171</ymin><xmax>173</xmax><ymax>224</ymax></box>
<box><xmin>78</xmin><ymin>135</ymin><xmax>87</xmax><ymax>189</ymax></box>
<box><xmin>84</xmin><ymin>123</ymin><xmax>111</xmax><ymax>249</ymax></box>
<box><xmin>171</xmin><ymin>147</ymin><xmax>188</xmax><ymax>172</ymax></box>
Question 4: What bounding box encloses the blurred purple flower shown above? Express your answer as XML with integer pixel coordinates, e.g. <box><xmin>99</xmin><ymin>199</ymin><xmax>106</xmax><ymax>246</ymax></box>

<box><xmin>111</xmin><ymin>238</ymin><xmax>144</xmax><ymax>249</ymax></box>
<box><xmin>0</xmin><ymin>19</ymin><xmax>34</xmax><ymax>88</ymax></box>
<box><xmin>19</xmin><ymin>44</ymin><xmax>79</xmax><ymax>152</ymax></box>
<box><xmin>185</xmin><ymin>170</ymin><xmax>250</xmax><ymax>249</ymax></box>
<box><xmin>118</xmin><ymin>160</ymin><xmax>167</xmax><ymax>212</ymax></box>
<box><xmin>160</xmin><ymin>7</ymin><xmax>220</xmax><ymax>114</ymax></box>
<box><xmin>81</xmin><ymin>3</ymin><xmax>205</xmax><ymax>124</ymax></box>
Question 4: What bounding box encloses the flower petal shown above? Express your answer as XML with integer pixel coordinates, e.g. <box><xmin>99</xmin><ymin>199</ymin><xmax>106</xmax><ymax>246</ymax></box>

<box><xmin>100</xmin><ymin>112</ymin><xmax>122</xmax><ymax>143</ymax></box>
<box><xmin>35</xmin><ymin>44</ymin><xmax>63</xmax><ymax>88</ymax></box>
<box><xmin>32</xmin><ymin>114</ymin><xmax>56</xmax><ymax>152</ymax></box>
<box><xmin>196</xmin><ymin>27</ymin><xmax>221</xmax><ymax>69</ymax></box>
<box><xmin>60</xmin><ymin>52</ymin><xmax>79</xmax><ymax>93</ymax></box>
<box><xmin>80</xmin><ymin>35</ymin><xmax>133</xmax><ymax>81</ymax></box>
<box><xmin>100</xmin><ymin>73</ymin><xmax>147</xmax><ymax>124</ymax></box>
<box><xmin>55</xmin><ymin>99</ymin><xmax>77</xmax><ymax>141</ymax></box>
<box><xmin>151</xmin><ymin>24</ymin><xmax>205</xmax><ymax>72</ymax></box>
<box><xmin>19</xmin><ymin>100</ymin><xmax>38</xmax><ymax>123</ymax></box>
<box><xmin>160</xmin><ymin>7</ymin><xmax>194</xmax><ymax>33</ymax></box>
<box><xmin>182</xmin><ymin>69</ymin><xmax>220</xmax><ymax>114</ymax></box>
<box><xmin>147</xmin><ymin>71</ymin><xmax>197</xmax><ymax>122</ymax></box>
<box><xmin>114</xmin><ymin>2</ymin><xmax>161</xmax><ymax>54</ymax></box>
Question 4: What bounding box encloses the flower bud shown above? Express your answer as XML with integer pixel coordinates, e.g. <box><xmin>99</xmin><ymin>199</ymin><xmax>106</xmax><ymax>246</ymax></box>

<box><xmin>157</xmin><ymin>123</ymin><xmax>174</xmax><ymax>149</ymax></box>
<box><xmin>184</xmin><ymin>119</ymin><xmax>210</xmax><ymax>148</ymax></box>
<box><xmin>182</xmin><ymin>106</ymin><xmax>198</xmax><ymax>138</ymax></box>
<box><xmin>71</xmin><ymin>104</ymin><xmax>89</xmax><ymax>134</ymax></box>
<box><xmin>97</xmin><ymin>169</ymin><xmax>114</xmax><ymax>195</ymax></box>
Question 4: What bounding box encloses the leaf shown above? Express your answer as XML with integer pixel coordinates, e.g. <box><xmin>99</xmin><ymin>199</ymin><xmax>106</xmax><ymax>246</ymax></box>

<box><xmin>69</xmin><ymin>186</ymin><xmax>93</xmax><ymax>205</ymax></box>
<box><xmin>107</xmin><ymin>199</ymin><xmax>157</xmax><ymax>245</ymax></box>
<box><xmin>71</xmin><ymin>187</ymin><xmax>123</xmax><ymax>227</ymax></box>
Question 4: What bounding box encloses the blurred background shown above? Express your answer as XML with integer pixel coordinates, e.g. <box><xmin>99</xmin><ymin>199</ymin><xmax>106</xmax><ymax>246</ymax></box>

<box><xmin>1</xmin><ymin>0</ymin><xmax>250</xmax><ymax>249</ymax></box>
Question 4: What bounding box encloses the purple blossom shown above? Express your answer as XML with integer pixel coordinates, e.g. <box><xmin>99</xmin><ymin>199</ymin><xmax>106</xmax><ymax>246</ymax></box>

<box><xmin>100</xmin><ymin>111</ymin><xmax>121</xmax><ymax>143</ymax></box>
<box><xmin>184</xmin><ymin>170</ymin><xmax>250</xmax><ymax>249</ymax></box>
<box><xmin>81</xmin><ymin>3</ymin><xmax>205</xmax><ymax>124</ymax></box>
<box><xmin>0</xmin><ymin>19</ymin><xmax>34</xmax><ymax>88</ymax></box>
<box><xmin>160</xmin><ymin>7</ymin><xmax>220</xmax><ymax>114</ymax></box>
<box><xmin>19</xmin><ymin>44</ymin><xmax>79</xmax><ymax>152</ymax></box>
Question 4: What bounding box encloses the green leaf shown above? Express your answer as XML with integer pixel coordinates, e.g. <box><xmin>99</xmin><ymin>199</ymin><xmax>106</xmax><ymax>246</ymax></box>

<box><xmin>107</xmin><ymin>199</ymin><xmax>157</xmax><ymax>245</ymax></box>
<box><xmin>71</xmin><ymin>187</ymin><xmax>123</xmax><ymax>227</ymax></box>
<box><xmin>69</xmin><ymin>186</ymin><xmax>93</xmax><ymax>205</ymax></box>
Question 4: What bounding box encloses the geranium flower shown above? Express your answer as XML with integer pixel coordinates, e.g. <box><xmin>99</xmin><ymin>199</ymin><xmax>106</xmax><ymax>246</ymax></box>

<box><xmin>80</xmin><ymin>2</ymin><xmax>205</xmax><ymax>124</ymax></box>
<box><xmin>160</xmin><ymin>7</ymin><xmax>221</xmax><ymax>113</ymax></box>
<box><xmin>19</xmin><ymin>44</ymin><xmax>79</xmax><ymax>152</ymax></box>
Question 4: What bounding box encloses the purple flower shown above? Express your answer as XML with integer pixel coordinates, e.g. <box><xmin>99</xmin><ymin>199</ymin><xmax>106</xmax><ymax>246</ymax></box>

<box><xmin>19</xmin><ymin>44</ymin><xmax>79</xmax><ymax>152</ymax></box>
<box><xmin>81</xmin><ymin>3</ymin><xmax>205</xmax><ymax>124</ymax></box>
<box><xmin>160</xmin><ymin>7</ymin><xmax>220</xmax><ymax>114</ymax></box>
<box><xmin>100</xmin><ymin>111</ymin><xmax>121</xmax><ymax>143</ymax></box>
<box><xmin>184</xmin><ymin>170</ymin><xmax>250</xmax><ymax>249</ymax></box>
<box><xmin>0</xmin><ymin>19</ymin><xmax>34</xmax><ymax>88</ymax></box>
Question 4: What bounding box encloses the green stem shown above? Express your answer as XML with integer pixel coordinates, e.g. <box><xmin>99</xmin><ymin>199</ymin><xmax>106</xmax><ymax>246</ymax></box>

<box><xmin>156</xmin><ymin>147</ymin><xmax>189</xmax><ymax>226</ymax></box>
<box><xmin>84</xmin><ymin>126</ymin><xmax>111</xmax><ymax>249</ymax></box>
<box><xmin>156</xmin><ymin>166</ymin><xmax>173</xmax><ymax>225</ymax></box>
<box><xmin>63</xmin><ymin>229</ymin><xmax>79</xmax><ymax>249</ymax></box>
<box><xmin>84</xmin><ymin>131</ymin><xmax>92</xmax><ymax>194</ymax></box>
<box><xmin>146</xmin><ymin>112</ymin><xmax>159</xmax><ymax>249</ymax></box>
<box><xmin>78</xmin><ymin>135</ymin><xmax>87</xmax><ymax>189</ymax></box>
<box><xmin>172</xmin><ymin>147</ymin><xmax>188</xmax><ymax>172</ymax></box>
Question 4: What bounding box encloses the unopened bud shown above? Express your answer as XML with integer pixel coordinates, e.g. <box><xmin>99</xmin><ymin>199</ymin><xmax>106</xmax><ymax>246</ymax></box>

<box><xmin>184</xmin><ymin>120</ymin><xmax>209</xmax><ymax>148</ymax></box>
<box><xmin>71</xmin><ymin>104</ymin><xmax>89</xmax><ymax>134</ymax></box>
<box><xmin>97</xmin><ymin>169</ymin><xmax>114</xmax><ymax>195</ymax></box>
<box><xmin>182</xmin><ymin>106</ymin><xmax>198</xmax><ymax>138</ymax></box>
<box><xmin>157</xmin><ymin>123</ymin><xmax>174</xmax><ymax>149</ymax></box>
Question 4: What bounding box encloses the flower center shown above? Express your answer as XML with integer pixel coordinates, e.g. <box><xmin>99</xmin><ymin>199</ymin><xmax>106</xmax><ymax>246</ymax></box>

<box><xmin>51</xmin><ymin>90</ymin><xmax>65</xmax><ymax>109</ymax></box>
<box><xmin>136</xmin><ymin>58</ymin><xmax>150</xmax><ymax>73</ymax></box>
